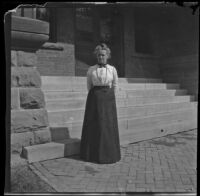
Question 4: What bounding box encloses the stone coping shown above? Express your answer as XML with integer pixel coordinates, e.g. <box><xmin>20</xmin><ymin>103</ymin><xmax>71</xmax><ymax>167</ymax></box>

<box><xmin>41</xmin><ymin>42</ymin><xmax>64</xmax><ymax>51</ymax></box>
<box><xmin>11</xmin><ymin>15</ymin><xmax>49</xmax><ymax>35</ymax></box>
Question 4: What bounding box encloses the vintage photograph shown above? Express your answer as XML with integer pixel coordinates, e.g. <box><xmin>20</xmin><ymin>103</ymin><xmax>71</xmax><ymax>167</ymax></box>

<box><xmin>6</xmin><ymin>2</ymin><xmax>198</xmax><ymax>194</ymax></box>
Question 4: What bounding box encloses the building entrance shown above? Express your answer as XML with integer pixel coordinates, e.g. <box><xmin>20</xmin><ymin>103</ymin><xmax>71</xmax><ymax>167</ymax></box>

<box><xmin>75</xmin><ymin>7</ymin><xmax>124</xmax><ymax>77</ymax></box>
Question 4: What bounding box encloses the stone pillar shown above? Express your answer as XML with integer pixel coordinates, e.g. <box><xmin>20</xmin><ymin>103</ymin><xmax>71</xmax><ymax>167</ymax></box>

<box><xmin>11</xmin><ymin>15</ymin><xmax>50</xmax><ymax>155</ymax></box>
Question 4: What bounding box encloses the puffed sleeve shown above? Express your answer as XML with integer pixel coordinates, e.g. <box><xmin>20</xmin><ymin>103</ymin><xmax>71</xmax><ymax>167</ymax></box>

<box><xmin>87</xmin><ymin>67</ymin><xmax>93</xmax><ymax>91</ymax></box>
<box><xmin>112</xmin><ymin>66</ymin><xmax>118</xmax><ymax>93</ymax></box>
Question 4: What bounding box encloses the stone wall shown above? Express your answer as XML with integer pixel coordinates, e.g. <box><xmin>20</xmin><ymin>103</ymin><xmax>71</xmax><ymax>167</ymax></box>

<box><xmin>123</xmin><ymin>8</ymin><xmax>161</xmax><ymax>78</ymax></box>
<box><xmin>156</xmin><ymin>7</ymin><xmax>199</xmax><ymax>100</ymax></box>
<box><xmin>36</xmin><ymin>42</ymin><xmax>75</xmax><ymax>76</ymax></box>
<box><xmin>11</xmin><ymin>15</ymin><xmax>51</xmax><ymax>155</ymax></box>
<box><xmin>11</xmin><ymin>51</ymin><xmax>51</xmax><ymax>154</ymax></box>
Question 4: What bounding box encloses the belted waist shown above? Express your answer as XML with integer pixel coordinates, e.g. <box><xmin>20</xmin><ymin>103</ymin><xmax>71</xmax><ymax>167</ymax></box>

<box><xmin>93</xmin><ymin>86</ymin><xmax>110</xmax><ymax>89</ymax></box>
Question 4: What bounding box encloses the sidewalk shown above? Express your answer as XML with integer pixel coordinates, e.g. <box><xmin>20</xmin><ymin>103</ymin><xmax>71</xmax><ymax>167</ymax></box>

<box><xmin>29</xmin><ymin>129</ymin><xmax>197</xmax><ymax>193</ymax></box>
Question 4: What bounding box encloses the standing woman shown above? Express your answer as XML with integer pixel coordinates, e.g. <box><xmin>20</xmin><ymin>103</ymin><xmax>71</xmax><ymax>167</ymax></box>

<box><xmin>80</xmin><ymin>43</ymin><xmax>121</xmax><ymax>164</ymax></box>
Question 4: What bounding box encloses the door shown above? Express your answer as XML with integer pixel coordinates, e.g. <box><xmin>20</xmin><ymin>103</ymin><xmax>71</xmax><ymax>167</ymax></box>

<box><xmin>75</xmin><ymin>7</ymin><xmax>124</xmax><ymax>77</ymax></box>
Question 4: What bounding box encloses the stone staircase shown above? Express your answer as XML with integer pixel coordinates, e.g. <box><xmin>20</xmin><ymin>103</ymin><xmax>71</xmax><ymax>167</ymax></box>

<box><xmin>22</xmin><ymin>76</ymin><xmax>197</xmax><ymax>163</ymax></box>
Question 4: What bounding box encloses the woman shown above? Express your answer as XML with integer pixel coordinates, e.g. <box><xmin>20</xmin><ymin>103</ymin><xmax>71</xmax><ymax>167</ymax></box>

<box><xmin>80</xmin><ymin>43</ymin><xmax>121</xmax><ymax>164</ymax></box>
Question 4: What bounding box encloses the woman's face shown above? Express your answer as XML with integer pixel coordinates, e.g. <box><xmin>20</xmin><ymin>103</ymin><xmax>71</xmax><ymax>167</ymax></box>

<box><xmin>97</xmin><ymin>49</ymin><xmax>109</xmax><ymax>65</ymax></box>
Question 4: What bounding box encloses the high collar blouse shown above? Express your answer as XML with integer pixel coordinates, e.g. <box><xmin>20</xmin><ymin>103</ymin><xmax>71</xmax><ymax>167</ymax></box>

<box><xmin>86</xmin><ymin>64</ymin><xmax>118</xmax><ymax>91</ymax></box>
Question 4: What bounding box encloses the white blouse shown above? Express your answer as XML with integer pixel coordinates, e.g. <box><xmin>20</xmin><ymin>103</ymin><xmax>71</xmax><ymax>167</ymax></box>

<box><xmin>86</xmin><ymin>64</ymin><xmax>118</xmax><ymax>92</ymax></box>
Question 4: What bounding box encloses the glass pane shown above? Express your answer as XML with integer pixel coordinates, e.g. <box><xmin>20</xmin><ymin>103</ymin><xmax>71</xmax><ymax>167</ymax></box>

<box><xmin>76</xmin><ymin>8</ymin><xmax>93</xmax><ymax>33</ymax></box>
<box><xmin>76</xmin><ymin>8</ymin><xmax>92</xmax><ymax>18</ymax></box>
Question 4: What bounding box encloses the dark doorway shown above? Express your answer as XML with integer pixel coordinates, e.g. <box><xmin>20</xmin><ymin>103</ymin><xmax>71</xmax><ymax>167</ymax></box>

<box><xmin>75</xmin><ymin>6</ymin><xmax>124</xmax><ymax>77</ymax></box>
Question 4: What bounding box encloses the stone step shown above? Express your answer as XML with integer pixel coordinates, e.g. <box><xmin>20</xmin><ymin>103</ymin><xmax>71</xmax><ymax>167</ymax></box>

<box><xmin>119</xmin><ymin>83</ymin><xmax>180</xmax><ymax>90</ymax></box>
<box><xmin>119</xmin><ymin>116</ymin><xmax>197</xmax><ymax>138</ymax></box>
<box><xmin>120</xmin><ymin>119</ymin><xmax>197</xmax><ymax>145</ymax></box>
<box><xmin>44</xmin><ymin>89</ymin><xmax>188</xmax><ymax>100</ymax></box>
<box><xmin>164</xmin><ymin>77</ymin><xmax>198</xmax><ymax>84</ymax></box>
<box><xmin>127</xmin><ymin>89</ymin><xmax>187</xmax><ymax>97</ymax></box>
<box><xmin>49</xmin><ymin>107</ymin><xmax>197</xmax><ymax>140</ymax></box>
<box><xmin>118</xmin><ymin>78</ymin><xmax>163</xmax><ymax>83</ymax></box>
<box><xmin>22</xmin><ymin>138</ymin><xmax>80</xmax><ymax>163</ymax></box>
<box><xmin>45</xmin><ymin>95</ymin><xmax>194</xmax><ymax>111</ymax></box>
<box><xmin>41</xmin><ymin>76</ymin><xmax>163</xmax><ymax>85</ymax></box>
<box><xmin>42</xmin><ymin>83</ymin><xmax>180</xmax><ymax>91</ymax></box>
<box><xmin>47</xmin><ymin>101</ymin><xmax>196</xmax><ymax>125</ymax></box>
<box><xmin>22</xmin><ymin>118</ymin><xmax>197</xmax><ymax>163</ymax></box>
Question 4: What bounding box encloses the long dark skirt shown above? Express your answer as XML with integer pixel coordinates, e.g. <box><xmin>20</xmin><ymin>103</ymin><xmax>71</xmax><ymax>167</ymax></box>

<box><xmin>80</xmin><ymin>86</ymin><xmax>121</xmax><ymax>164</ymax></box>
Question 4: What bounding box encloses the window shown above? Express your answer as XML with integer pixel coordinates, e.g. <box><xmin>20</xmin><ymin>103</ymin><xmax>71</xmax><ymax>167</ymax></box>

<box><xmin>76</xmin><ymin>8</ymin><xmax>92</xmax><ymax>18</ymax></box>
<box><xmin>134</xmin><ymin>10</ymin><xmax>154</xmax><ymax>54</ymax></box>
<box><xmin>75</xmin><ymin>7</ymin><xmax>93</xmax><ymax>43</ymax></box>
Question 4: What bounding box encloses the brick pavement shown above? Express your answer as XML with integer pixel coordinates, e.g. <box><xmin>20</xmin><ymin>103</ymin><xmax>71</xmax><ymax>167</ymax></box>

<box><xmin>29</xmin><ymin>129</ymin><xmax>197</xmax><ymax>193</ymax></box>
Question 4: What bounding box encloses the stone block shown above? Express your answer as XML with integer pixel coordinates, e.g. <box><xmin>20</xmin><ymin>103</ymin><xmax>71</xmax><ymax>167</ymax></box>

<box><xmin>19</xmin><ymin>88</ymin><xmax>45</xmax><ymax>109</ymax></box>
<box><xmin>11</xmin><ymin>31</ymin><xmax>49</xmax><ymax>51</ymax></box>
<box><xmin>11</xmin><ymin>50</ymin><xmax>17</xmax><ymax>66</ymax></box>
<box><xmin>11</xmin><ymin>15</ymin><xmax>49</xmax><ymax>35</ymax></box>
<box><xmin>50</xmin><ymin>127</ymin><xmax>70</xmax><ymax>141</ymax></box>
<box><xmin>22</xmin><ymin>139</ymin><xmax>80</xmax><ymax>163</ymax></box>
<box><xmin>33</xmin><ymin>128</ymin><xmax>51</xmax><ymax>144</ymax></box>
<box><xmin>11</xmin><ymin>88</ymin><xmax>20</xmax><ymax>109</ymax></box>
<box><xmin>11</xmin><ymin>50</ymin><xmax>37</xmax><ymax>67</ymax></box>
<box><xmin>11</xmin><ymin>132</ymin><xmax>34</xmax><ymax>153</ymax></box>
<box><xmin>11</xmin><ymin>109</ymin><xmax>49</xmax><ymax>133</ymax></box>
<box><xmin>17</xmin><ymin>51</ymin><xmax>37</xmax><ymax>67</ymax></box>
<box><xmin>62</xmin><ymin>138</ymin><xmax>80</xmax><ymax>156</ymax></box>
<box><xmin>11</xmin><ymin>67</ymin><xmax>41</xmax><ymax>87</ymax></box>
<box><xmin>41</xmin><ymin>42</ymin><xmax>64</xmax><ymax>50</ymax></box>
<box><xmin>22</xmin><ymin>142</ymin><xmax>65</xmax><ymax>163</ymax></box>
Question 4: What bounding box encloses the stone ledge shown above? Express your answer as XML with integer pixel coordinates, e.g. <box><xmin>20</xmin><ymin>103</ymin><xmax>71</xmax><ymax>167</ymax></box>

<box><xmin>11</xmin><ymin>109</ymin><xmax>49</xmax><ymax>133</ymax></box>
<box><xmin>11</xmin><ymin>15</ymin><xmax>49</xmax><ymax>35</ymax></box>
<box><xmin>41</xmin><ymin>42</ymin><xmax>64</xmax><ymax>51</ymax></box>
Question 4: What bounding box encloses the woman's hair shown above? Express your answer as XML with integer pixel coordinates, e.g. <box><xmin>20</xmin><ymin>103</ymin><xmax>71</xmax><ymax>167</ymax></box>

<box><xmin>93</xmin><ymin>43</ymin><xmax>111</xmax><ymax>59</ymax></box>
